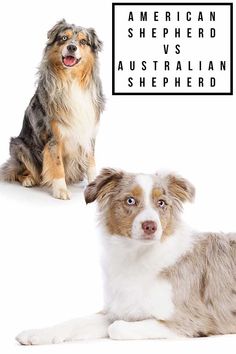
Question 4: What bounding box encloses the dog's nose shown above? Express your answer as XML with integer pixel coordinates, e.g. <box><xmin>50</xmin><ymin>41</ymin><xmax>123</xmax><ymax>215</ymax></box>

<box><xmin>67</xmin><ymin>44</ymin><xmax>77</xmax><ymax>52</ymax></box>
<box><xmin>142</xmin><ymin>221</ymin><xmax>157</xmax><ymax>235</ymax></box>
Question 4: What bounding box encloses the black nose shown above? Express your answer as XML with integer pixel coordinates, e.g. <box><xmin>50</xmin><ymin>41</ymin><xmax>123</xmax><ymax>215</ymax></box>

<box><xmin>67</xmin><ymin>44</ymin><xmax>77</xmax><ymax>52</ymax></box>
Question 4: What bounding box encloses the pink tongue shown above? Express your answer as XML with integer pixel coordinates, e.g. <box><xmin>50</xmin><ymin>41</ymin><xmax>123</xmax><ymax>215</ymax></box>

<box><xmin>63</xmin><ymin>56</ymin><xmax>76</xmax><ymax>66</ymax></box>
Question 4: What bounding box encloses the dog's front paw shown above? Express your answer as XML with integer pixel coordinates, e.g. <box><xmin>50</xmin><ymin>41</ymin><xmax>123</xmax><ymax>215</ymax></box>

<box><xmin>16</xmin><ymin>328</ymin><xmax>66</xmax><ymax>345</ymax></box>
<box><xmin>53</xmin><ymin>188</ymin><xmax>71</xmax><ymax>200</ymax></box>
<box><xmin>52</xmin><ymin>179</ymin><xmax>71</xmax><ymax>200</ymax></box>
<box><xmin>108</xmin><ymin>321</ymin><xmax>130</xmax><ymax>340</ymax></box>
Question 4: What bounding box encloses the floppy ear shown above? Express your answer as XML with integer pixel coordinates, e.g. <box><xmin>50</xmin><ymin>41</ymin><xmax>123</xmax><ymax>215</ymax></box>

<box><xmin>47</xmin><ymin>19</ymin><xmax>66</xmax><ymax>44</ymax></box>
<box><xmin>87</xmin><ymin>28</ymin><xmax>103</xmax><ymax>52</ymax></box>
<box><xmin>84</xmin><ymin>168</ymin><xmax>123</xmax><ymax>204</ymax></box>
<box><xmin>167</xmin><ymin>174</ymin><xmax>195</xmax><ymax>204</ymax></box>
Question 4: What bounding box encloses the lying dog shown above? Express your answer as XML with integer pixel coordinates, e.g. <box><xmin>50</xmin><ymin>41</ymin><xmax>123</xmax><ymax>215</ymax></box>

<box><xmin>0</xmin><ymin>19</ymin><xmax>104</xmax><ymax>199</ymax></box>
<box><xmin>16</xmin><ymin>168</ymin><xmax>236</xmax><ymax>343</ymax></box>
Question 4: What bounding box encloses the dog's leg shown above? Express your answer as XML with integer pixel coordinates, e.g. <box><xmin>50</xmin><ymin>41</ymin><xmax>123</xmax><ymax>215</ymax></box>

<box><xmin>16</xmin><ymin>313</ymin><xmax>110</xmax><ymax>345</ymax></box>
<box><xmin>86</xmin><ymin>153</ymin><xmax>96</xmax><ymax>183</ymax></box>
<box><xmin>0</xmin><ymin>137</ymin><xmax>40</xmax><ymax>185</ymax></box>
<box><xmin>42</xmin><ymin>141</ymin><xmax>70</xmax><ymax>200</ymax></box>
<box><xmin>42</xmin><ymin>120</ymin><xmax>70</xmax><ymax>200</ymax></box>
<box><xmin>18</xmin><ymin>172</ymin><xmax>37</xmax><ymax>187</ymax></box>
<box><xmin>108</xmin><ymin>319</ymin><xmax>181</xmax><ymax>340</ymax></box>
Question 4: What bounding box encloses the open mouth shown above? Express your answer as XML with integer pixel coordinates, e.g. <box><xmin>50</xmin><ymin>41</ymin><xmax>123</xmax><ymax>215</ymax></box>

<box><xmin>62</xmin><ymin>56</ymin><xmax>80</xmax><ymax>67</ymax></box>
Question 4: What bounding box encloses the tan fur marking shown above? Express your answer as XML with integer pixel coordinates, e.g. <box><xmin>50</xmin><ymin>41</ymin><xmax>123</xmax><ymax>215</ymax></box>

<box><xmin>64</xmin><ymin>30</ymin><xmax>73</xmax><ymax>38</ymax></box>
<box><xmin>160</xmin><ymin>224</ymin><xmax>175</xmax><ymax>241</ymax></box>
<box><xmin>168</xmin><ymin>175</ymin><xmax>195</xmax><ymax>203</ymax></box>
<box><xmin>72</xmin><ymin>51</ymin><xmax>94</xmax><ymax>88</ymax></box>
<box><xmin>131</xmin><ymin>185</ymin><xmax>143</xmax><ymax>199</ymax></box>
<box><xmin>104</xmin><ymin>182</ymin><xmax>143</xmax><ymax>238</ymax></box>
<box><xmin>47</xmin><ymin>45</ymin><xmax>65</xmax><ymax>69</ymax></box>
<box><xmin>77</xmin><ymin>33</ymin><xmax>87</xmax><ymax>41</ymax></box>
<box><xmin>106</xmin><ymin>207</ymin><xmax>138</xmax><ymax>238</ymax></box>
<box><xmin>19</xmin><ymin>174</ymin><xmax>37</xmax><ymax>187</ymax></box>
<box><xmin>17</xmin><ymin>154</ymin><xmax>40</xmax><ymax>184</ymax></box>
<box><xmin>152</xmin><ymin>188</ymin><xmax>163</xmax><ymax>200</ymax></box>
<box><xmin>84</xmin><ymin>168</ymin><xmax>124</xmax><ymax>204</ymax></box>
<box><xmin>17</xmin><ymin>169</ymin><xmax>30</xmax><ymax>183</ymax></box>
<box><xmin>42</xmin><ymin>120</ymin><xmax>65</xmax><ymax>185</ymax></box>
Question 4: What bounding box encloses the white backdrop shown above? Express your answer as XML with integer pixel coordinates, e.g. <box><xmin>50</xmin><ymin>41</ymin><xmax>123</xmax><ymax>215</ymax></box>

<box><xmin>0</xmin><ymin>0</ymin><xmax>235</xmax><ymax>353</ymax></box>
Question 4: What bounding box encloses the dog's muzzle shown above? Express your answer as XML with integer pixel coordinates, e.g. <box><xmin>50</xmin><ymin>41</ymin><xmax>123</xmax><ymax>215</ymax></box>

<box><xmin>62</xmin><ymin>45</ymin><xmax>81</xmax><ymax>67</ymax></box>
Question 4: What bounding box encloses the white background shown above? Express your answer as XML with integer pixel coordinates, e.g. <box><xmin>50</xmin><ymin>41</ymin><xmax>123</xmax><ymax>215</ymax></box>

<box><xmin>0</xmin><ymin>0</ymin><xmax>235</xmax><ymax>353</ymax></box>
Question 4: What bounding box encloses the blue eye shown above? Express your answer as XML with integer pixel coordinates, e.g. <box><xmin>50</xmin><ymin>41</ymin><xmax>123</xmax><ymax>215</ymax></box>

<box><xmin>126</xmin><ymin>197</ymin><xmax>136</xmax><ymax>206</ymax></box>
<box><xmin>62</xmin><ymin>35</ymin><xmax>68</xmax><ymax>41</ymax></box>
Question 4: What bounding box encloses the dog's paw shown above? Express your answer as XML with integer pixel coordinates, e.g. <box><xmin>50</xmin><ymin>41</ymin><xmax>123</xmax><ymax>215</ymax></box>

<box><xmin>52</xmin><ymin>179</ymin><xmax>71</xmax><ymax>200</ymax></box>
<box><xmin>16</xmin><ymin>329</ymin><xmax>66</xmax><ymax>345</ymax></box>
<box><xmin>22</xmin><ymin>175</ymin><xmax>36</xmax><ymax>188</ymax></box>
<box><xmin>108</xmin><ymin>321</ymin><xmax>130</xmax><ymax>340</ymax></box>
<box><xmin>53</xmin><ymin>187</ymin><xmax>71</xmax><ymax>200</ymax></box>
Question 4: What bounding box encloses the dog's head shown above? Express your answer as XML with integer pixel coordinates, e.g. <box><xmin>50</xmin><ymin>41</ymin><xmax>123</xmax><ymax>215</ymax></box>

<box><xmin>45</xmin><ymin>19</ymin><xmax>102</xmax><ymax>68</ymax></box>
<box><xmin>85</xmin><ymin>168</ymin><xmax>195</xmax><ymax>242</ymax></box>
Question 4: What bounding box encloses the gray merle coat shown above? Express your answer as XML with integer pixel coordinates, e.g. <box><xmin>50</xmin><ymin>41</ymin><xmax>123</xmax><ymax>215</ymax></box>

<box><xmin>0</xmin><ymin>19</ymin><xmax>104</xmax><ymax>199</ymax></box>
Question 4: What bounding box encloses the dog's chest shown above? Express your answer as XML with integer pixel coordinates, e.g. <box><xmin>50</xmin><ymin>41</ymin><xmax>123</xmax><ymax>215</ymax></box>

<box><xmin>59</xmin><ymin>83</ymin><xmax>97</xmax><ymax>154</ymax></box>
<box><xmin>103</xmin><ymin>241</ymin><xmax>175</xmax><ymax>321</ymax></box>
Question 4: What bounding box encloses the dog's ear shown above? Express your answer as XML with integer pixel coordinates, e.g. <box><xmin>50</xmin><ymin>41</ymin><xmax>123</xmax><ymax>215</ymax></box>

<box><xmin>84</xmin><ymin>168</ymin><xmax>123</xmax><ymax>204</ymax></box>
<box><xmin>47</xmin><ymin>19</ymin><xmax>66</xmax><ymax>44</ymax></box>
<box><xmin>87</xmin><ymin>28</ymin><xmax>103</xmax><ymax>52</ymax></box>
<box><xmin>167</xmin><ymin>173</ymin><xmax>195</xmax><ymax>204</ymax></box>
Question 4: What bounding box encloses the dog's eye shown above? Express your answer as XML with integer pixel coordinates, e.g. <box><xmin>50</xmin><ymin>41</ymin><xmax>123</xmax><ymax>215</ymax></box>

<box><xmin>157</xmin><ymin>199</ymin><xmax>167</xmax><ymax>208</ymax></box>
<box><xmin>62</xmin><ymin>35</ymin><xmax>68</xmax><ymax>41</ymax></box>
<box><xmin>80</xmin><ymin>39</ymin><xmax>87</xmax><ymax>46</ymax></box>
<box><xmin>126</xmin><ymin>197</ymin><xmax>136</xmax><ymax>206</ymax></box>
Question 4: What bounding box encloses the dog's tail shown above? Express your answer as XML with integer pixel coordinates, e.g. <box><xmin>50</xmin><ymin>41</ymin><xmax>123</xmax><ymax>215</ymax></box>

<box><xmin>0</xmin><ymin>158</ymin><xmax>20</xmax><ymax>182</ymax></box>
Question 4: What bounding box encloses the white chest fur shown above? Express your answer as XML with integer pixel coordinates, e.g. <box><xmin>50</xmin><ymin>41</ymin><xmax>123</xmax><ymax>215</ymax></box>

<box><xmin>101</xmin><ymin>236</ymin><xmax>175</xmax><ymax>322</ymax></box>
<box><xmin>59</xmin><ymin>82</ymin><xmax>97</xmax><ymax>154</ymax></box>
<box><xmin>101</xmin><ymin>225</ymin><xmax>194</xmax><ymax>322</ymax></box>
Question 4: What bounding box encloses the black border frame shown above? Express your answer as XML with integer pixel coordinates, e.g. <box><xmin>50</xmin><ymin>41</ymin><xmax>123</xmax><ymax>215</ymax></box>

<box><xmin>112</xmin><ymin>2</ymin><xmax>233</xmax><ymax>95</ymax></box>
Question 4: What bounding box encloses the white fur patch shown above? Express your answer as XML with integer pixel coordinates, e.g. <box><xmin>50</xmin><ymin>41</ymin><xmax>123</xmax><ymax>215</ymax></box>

<box><xmin>101</xmin><ymin>223</ymin><xmax>195</xmax><ymax>323</ymax></box>
<box><xmin>108</xmin><ymin>319</ymin><xmax>180</xmax><ymax>340</ymax></box>
<box><xmin>101</xmin><ymin>236</ymin><xmax>173</xmax><ymax>322</ymax></box>
<box><xmin>59</xmin><ymin>82</ymin><xmax>97</xmax><ymax>154</ymax></box>
<box><xmin>87</xmin><ymin>165</ymin><xmax>96</xmax><ymax>183</ymax></box>
<box><xmin>132</xmin><ymin>208</ymin><xmax>163</xmax><ymax>241</ymax></box>
<box><xmin>16</xmin><ymin>314</ymin><xmax>109</xmax><ymax>345</ymax></box>
<box><xmin>62</xmin><ymin>46</ymin><xmax>81</xmax><ymax>62</ymax></box>
<box><xmin>135</xmin><ymin>174</ymin><xmax>153</xmax><ymax>205</ymax></box>
<box><xmin>132</xmin><ymin>174</ymin><xmax>162</xmax><ymax>240</ymax></box>
<box><xmin>52</xmin><ymin>178</ymin><xmax>70</xmax><ymax>200</ymax></box>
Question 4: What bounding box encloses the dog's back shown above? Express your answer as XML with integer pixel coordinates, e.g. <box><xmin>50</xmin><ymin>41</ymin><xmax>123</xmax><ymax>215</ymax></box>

<box><xmin>162</xmin><ymin>232</ymin><xmax>236</xmax><ymax>337</ymax></box>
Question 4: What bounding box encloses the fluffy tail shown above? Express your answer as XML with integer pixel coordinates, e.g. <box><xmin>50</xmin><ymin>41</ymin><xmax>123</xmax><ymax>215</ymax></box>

<box><xmin>0</xmin><ymin>158</ymin><xmax>20</xmax><ymax>182</ymax></box>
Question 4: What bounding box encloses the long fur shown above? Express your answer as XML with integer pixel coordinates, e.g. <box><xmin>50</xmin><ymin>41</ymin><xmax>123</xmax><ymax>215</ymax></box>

<box><xmin>0</xmin><ymin>19</ymin><xmax>104</xmax><ymax>197</ymax></box>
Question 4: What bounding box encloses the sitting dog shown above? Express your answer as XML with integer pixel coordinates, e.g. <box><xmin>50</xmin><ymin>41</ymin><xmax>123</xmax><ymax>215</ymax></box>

<box><xmin>16</xmin><ymin>168</ymin><xmax>236</xmax><ymax>343</ymax></box>
<box><xmin>0</xmin><ymin>19</ymin><xmax>104</xmax><ymax>199</ymax></box>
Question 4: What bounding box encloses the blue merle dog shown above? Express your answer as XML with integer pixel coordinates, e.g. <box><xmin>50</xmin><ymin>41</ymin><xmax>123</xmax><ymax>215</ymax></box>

<box><xmin>1</xmin><ymin>19</ymin><xmax>104</xmax><ymax>199</ymax></box>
